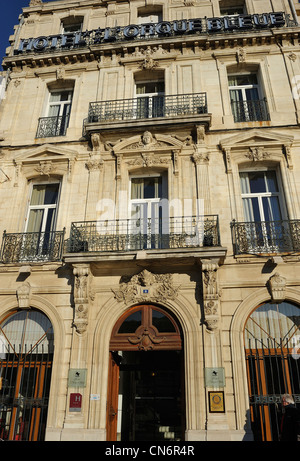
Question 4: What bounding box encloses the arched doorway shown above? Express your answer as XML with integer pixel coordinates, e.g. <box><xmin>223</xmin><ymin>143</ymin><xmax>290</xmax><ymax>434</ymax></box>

<box><xmin>244</xmin><ymin>301</ymin><xmax>300</xmax><ymax>441</ymax></box>
<box><xmin>107</xmin><ymin>304</ymin><xmax>184</xmax><ymax>441</ymax></box>
<box><xmin>0</xmin><ymin>309</ymin><xmax>54</xmax><ymax>441</ymax></box>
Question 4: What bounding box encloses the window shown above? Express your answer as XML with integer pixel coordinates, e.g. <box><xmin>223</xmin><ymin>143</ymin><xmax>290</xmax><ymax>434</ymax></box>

<box><xmin>239</xmin><ymin>171</ymin><xmax>289</xmax><ymax>252</ymax></box>
<box><xmin>21</xmin><ymin>183</ymin><xmax>61</xmax><ymax>260</ymax></box>
<box><xmin>228</xmin><ymin>74</ymin><xmax>269</xmax><ymax>122</ymax></box>
<box><xmin>61</xmin><ymin>16</ymin><xmax>83</xmax><ymax>34</ymax></box>
<box><xmin>0</xmin><ymin>309</ymin><xmax>54</xmax><ymax>441</ymax></box>
<box><xmin>130</xmin><ymin>175</ymin><xmax>167</xmax><ymax>249</ymax></box>
<box><xmin>135</xmin><ymin>77</ymin><xmax>165</xmax><ymax>118</ymax></box>
<box><xmin>244</xmin><ymin>301</ymin><xmax>300</xmax><ymax>441</ymax></box>
<box><xmin>137</xmin><ymin>6</ymin><xmax>162</xmax><ymax>24</ymax></box>
<box><xmin>219</xmin><ymin>0</ymin><xmax>246</xmax><ymax>15</ymax></box>
<box><xmin>26</xmin><ymin>183</ymin><xmax>60</xmax><ymax>234</ymax></box>
<box><xmin>37</xmin><ymin>88</ymin><xmax>73</xmax><ymax>138</ymax></box>
<box><xmin>240</xmin><ymin>171</ymin><xmax>283</xmax><ymax>223</ymax></box>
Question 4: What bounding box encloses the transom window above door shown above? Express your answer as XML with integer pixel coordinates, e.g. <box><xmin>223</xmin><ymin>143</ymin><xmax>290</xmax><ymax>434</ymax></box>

<box><xmin>110</xmin><ymin>305</ymin><xmax>182</xmax><ymax>351</ymax></box>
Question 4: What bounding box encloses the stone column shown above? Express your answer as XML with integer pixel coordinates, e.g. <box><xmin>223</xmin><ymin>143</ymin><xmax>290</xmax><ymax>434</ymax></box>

<box><xmin>62</xmin><ymin>264</ymin><xmax>91</xmax><ymax>436</ymax></box>
<box><xmin>192</xmin><ymin>125</ymin><xmax>211</xmax><ymax>215</ymax></box>
<box><xmin>85</xmin><ymin>133</ymin><xmax>104</xmax><ymax>221</ymax></box>
<box><xmin>201</xmin><ymin>259</ymin><xmax>230</xmax><ymax>439</ymax></box>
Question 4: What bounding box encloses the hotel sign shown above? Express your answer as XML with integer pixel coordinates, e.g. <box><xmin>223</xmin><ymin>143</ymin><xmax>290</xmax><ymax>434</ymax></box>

<box><xmin>15</xmin><ymin>12</ymin><xmax>292</xmax><ymax>55</ymax></box>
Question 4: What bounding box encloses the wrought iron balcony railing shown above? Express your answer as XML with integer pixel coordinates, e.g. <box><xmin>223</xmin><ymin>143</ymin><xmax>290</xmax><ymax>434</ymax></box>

<box><xmin>0</xmin><ymin>230</ymin><xmax>65</xmax><ymax>263</ymax></box>
<box><xmin>36</xmin><ymin>115</ymin><xmax>70</xmax><ymax>138</ymax></box>
<box><xmin>87</xmin><ymin>93</ymin><xmax>208</xmax><ymax>123</ymax></box>
<box><xmin>67</xmin><ymin>216</ymin><xmax>220</xmax><ymax>253</ymax></box>
<box><xmin>231</xmin><ymin>219</ymin><xmax>300</xmax><ymax>255</ymax></box>
<box><xmin>231</xmin><ymin>99</ymin><xmax>270</xmax><ymax>123</ymax></box>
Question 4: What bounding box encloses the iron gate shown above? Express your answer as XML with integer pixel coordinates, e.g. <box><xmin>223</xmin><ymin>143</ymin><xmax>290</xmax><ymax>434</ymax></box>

<box><xmin>0</xmin><ymin>344</ymin><xmax>53</xmax><ymax>441</ymax></box>
<box><xmin>246</xmin><ymin>340</ymin><xmax>300</xmax><ymax>441</ymax></box>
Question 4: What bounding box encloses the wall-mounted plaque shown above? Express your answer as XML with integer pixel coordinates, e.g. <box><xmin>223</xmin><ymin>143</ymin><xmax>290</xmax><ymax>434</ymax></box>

<box><xmin>204</xmin><ymin>367</ymin><xmax>225</xmax><ymax>387</ymax></box>
<box><xmin>68</xmin><ymin>369</ymin><xmax>87</xmax><ymax>387</ymax></box>
<box><xmin>208</xmin><ymin>391</ymin><xmax>225</xmax><ymax>413</ymax></box>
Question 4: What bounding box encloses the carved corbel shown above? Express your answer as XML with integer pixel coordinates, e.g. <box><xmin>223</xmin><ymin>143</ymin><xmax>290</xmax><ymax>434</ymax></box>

<box><xmin>172</xmin><ymin>150</ymin><xmax>179</xmax><ymax>176</ymax></box>
<box><xmin>223</xmin><ymin>147</ymin><xmax>232</xmax><ymax>173</ymax></box>
<box><xmin>192</xmin><ymin>146</ymin><xmax>209</xmax><ymax>165</ymax></box>
<box><xmin>284</xmin><ymin>144</ymin><xmax>293</xmax><ymax>170</ymax></box>
<box><xmin>16</xmin><ymin>282</ymin><xmax>31</xmax><ymax>309</ymax></box>
<box><xmin>73</xmin><ymin>265</ymin><xmax>90</xmax><ymax>334</ymax></box>
<box><xmin>202</xmin><ymin>260</ymin><xmax>221</xmax><ymax>332</ymax></box>
<box><xmin>85</xmin><ymin>153</ymin><xmax>104</xmax><ymax>171</ymax></box>
<box><xmin>115</xmin><ymin>153</ymin><xmax>122</xmax><ymax>180</ymax></box>
<box><xmin>268</xmin><ymin>272</ymin><xmax>286</xmax><ymax>303</ymax></box>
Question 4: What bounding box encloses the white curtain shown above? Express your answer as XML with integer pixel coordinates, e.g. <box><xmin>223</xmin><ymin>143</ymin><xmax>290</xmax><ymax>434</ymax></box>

<box><xmin>244</xmin><ymin>302</ymin><xmax>300</xmax><ymax>349</ymax></box>
<box><xmin>0</xmin><ymin>311</ymin><xmax>54</xmax><ymax>354</ymax></box>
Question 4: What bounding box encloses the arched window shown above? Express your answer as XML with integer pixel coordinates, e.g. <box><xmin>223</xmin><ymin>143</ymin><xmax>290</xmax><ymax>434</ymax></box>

<box><xmin>110</xmin><ymin>305</ymin><xmax>182</xmax><ymax>351</ymax></box>
<box><xmin>0</xmin><ymin>309</ymin><xmax>54</xmax><ymax>441</ymax></box>
<box><xmin>244</xmin><ymin>301</ymin><xmax>300</xmax><ymax>441</ymax></box>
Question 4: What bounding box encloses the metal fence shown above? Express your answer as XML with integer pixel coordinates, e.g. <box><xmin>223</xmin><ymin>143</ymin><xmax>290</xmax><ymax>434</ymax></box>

<box><xmin>0</xmin><ymin>344</ymin><xmax>53</xmax><ymax>441</ymax></box>
<box><xmin>245</xmin><ymin>338</ymin><xmax>300</xmax><ymax>441</ymax></box>
<box><xmin>0</xmin><ymin>230</ymin><xmax>65</xmax><ymax>263</ymax></box>
<box><xmin>87</xmin><ymin>93</ymin><xmax>208</xmax><ymax>123</ymax></box>
<box><xmin>231</xmin><ymin>219</ymin><xmax>300</xmax><ymax>255</ymax></box>
<box><xmin>67</xmin><ymin>215</ymin><xmax>220</xmax><ymax>253</ymax></box>
<box><xmin>36</xmin><ymin>115</ymin><xmax>70</xmax><ymax>137</ymax></box>
<box><xmin>230</xmin><ymin>99</ymin><xmax>270</xmax><ymax>122</ymax></box>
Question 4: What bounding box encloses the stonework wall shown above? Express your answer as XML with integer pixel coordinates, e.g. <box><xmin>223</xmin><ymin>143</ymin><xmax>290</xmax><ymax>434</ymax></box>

<box><xmin>0</xmin><ymin>0</ymin><xmax>299</xmax><ymax>442</ymax></box>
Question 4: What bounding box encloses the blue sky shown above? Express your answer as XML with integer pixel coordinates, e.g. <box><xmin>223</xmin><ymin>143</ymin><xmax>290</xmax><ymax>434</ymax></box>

<box><xmin>0</xmin><ymin>0</ymin><xmax>52</xmax><ymax>70</ymax></box>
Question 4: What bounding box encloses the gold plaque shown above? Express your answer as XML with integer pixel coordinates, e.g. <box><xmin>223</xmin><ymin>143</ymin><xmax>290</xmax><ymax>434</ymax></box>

<box><xmin>208</xmin><ymin>391</ymin><xmax>225</xmax><ymax>413</ymax></box>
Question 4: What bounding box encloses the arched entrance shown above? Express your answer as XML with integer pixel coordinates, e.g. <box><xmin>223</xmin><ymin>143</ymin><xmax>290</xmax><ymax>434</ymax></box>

<box><xmin>244</xmin><ymin>301</ymin><xmax>300</xmax><ymax>441</ymax></box>
<box><xmin>107</xmin><ymin>304</ymin><xmax>185</xmax><ymax>441</ymax></box>
<box><xmin>0</xmin><ymin>309</ymin><xmax>54</xmax><ymax>441</ymax></box>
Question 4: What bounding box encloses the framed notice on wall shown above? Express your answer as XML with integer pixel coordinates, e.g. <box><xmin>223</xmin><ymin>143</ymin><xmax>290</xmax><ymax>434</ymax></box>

<box><xmin>208</xmin><ymin>391</ymin><xmax>225</xmax><ymax>413</ymax></box>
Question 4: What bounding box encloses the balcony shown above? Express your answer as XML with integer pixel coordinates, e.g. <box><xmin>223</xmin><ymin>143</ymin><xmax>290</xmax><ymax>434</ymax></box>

<box><xmin>36</xmin><ymin>115</ymin><xmax>70</xmax><ymax>138</ymax></box>
<box><xmin>231</xmin><ymin>220</ymin><xmax>300</xmax><ymax>255</ymax></box>
<box><xmin>231</xmin><ymin>99</ymin><xmax>270</xmax><ymax>123</ymax></box>
<box><xmin>84</xmin><ymin>93</ymin><xmax>211</xmax><ymax>134</ymax></box>
<box><xmin>67</xmin><ymin>215</ymin><xmax>220</xmax><ymax>254</ymax></box>
<box><xmin>0</xmin><ymin>230</ymin><xmax>65</xmax><ymax>263</ymax></box>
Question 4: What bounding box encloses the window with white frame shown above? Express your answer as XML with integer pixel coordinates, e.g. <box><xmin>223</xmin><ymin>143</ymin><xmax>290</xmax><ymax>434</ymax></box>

<box><xmin>21</xmin><ymin>182</ymin><xmax>61</xmax><ymax>260</ymax></box>
<box><xmin>239</xmin><ymin>170</ymin><xmax>289</xmax><ymax>252</ymax></box>
<box><xmin>37</xmin><ymin>88</ymin><xmax>73</xmax><ymax>138</ymax></box>
<box><xmin>228</xmin><ymin>74</ymin><xmax>269</xmax><ymax>122</ymax></box>
<box><xmin>26</xmin><ymin>183</ymin><xmax>60</xmax><ymax>234</ymax></box>
<box><xmin>135</xmin><ymin>77</ymin><xmax>165</xmax><ymax>119</ymax></box>
<box><xmin>129</xmin><ymin>175</ymin><xmax>168</xmax><ymax>249</ymax></box>
<box><xmin>240</xmin><ymin>171</ymin><xmax>283</xmax><ymax>223</ymax></box>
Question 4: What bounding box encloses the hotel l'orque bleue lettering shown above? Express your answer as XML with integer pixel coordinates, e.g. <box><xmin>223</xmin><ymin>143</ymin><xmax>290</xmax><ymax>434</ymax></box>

<box><xmin>16</xmin><ymin>12</ymin><xmax>291</xmax><ymax>55</ymax></box>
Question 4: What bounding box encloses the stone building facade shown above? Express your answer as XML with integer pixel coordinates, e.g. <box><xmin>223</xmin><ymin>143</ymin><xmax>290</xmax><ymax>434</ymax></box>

<box><xmin>0</xmin><ymin>0</ymin><xmax>299</xmax><ymax>442</ymax></box>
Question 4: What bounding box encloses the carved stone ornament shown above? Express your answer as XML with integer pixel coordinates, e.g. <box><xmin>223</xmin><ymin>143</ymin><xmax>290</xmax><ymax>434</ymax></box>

<box><xmin>236</xmin><ymin>47</ymin><xmax>246</xmax><ymax>64</ymax></box>
<box><xmin>202</xmin><ymin>261</ymin><xmax>221</xmax><ymax>332</ymax></box>
<box><xmin>245</xmin><ymin>147</ymin><xmax>270</xmax><ymax>162</ymax></box>
<box><xmin>268</xmin><ymin>272</ymin><xmax>286</xmax><ymax>302</ymax></box>
<box><xmin>35</xmin><ymin>160</ymin><xmax>54</xmax><ymax>176</ymax></box>
<box><xmin>16</xmin><ymin>282</ymin><xmax>31</xmax><ymax>309</ymax></box>
<box><xmin>85</xmin><ymin>153</ymin><xmax>104</xmax><ymax>171</ymax></box>
<box><xmin>73</xmin><ymin>265</ymin><xmax>90</xmax><ymax>334</ymax></box>
<box><xmin>128</xmin><ymin>327</ymin><xmax>165</xmax><ymax>351</ymax></box>
<box><xmin>112</xmin><ymin>270</ymin><xmax>179</xmax><ymax>304</ymax></box>
<box><xmin>139</xmin><ymin>47</ymin><xmax>159</xmax><ymax>70</ymax></box>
